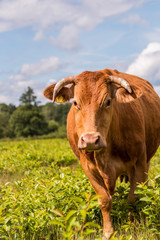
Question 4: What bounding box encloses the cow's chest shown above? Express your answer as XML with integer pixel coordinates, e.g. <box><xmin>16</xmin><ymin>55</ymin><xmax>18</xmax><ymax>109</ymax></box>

<box><xmin>95</xmin><ymin>151</ymin><xmax>135</xmax><ymax>180</ymax></box>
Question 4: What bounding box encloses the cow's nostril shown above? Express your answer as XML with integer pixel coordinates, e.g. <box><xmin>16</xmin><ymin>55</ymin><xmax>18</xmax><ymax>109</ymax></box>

<box><xmin>80</xmin><ymin>135</ymin><xmax>87</xmax><ymax>148</ymax></box>
<box><xmin>81</xmin><ymin>136</ymin><xmax>85</xmax><ymax>143</ymax></box>
<box><xmin>95</xmin><ymin>136</ymin><xmax>100</xmax><ymax>145</ymax></box>
<box><xmin>78</xmin><ymin>132</ymin><xmax>106</xmax><ymax>150</ymax></box>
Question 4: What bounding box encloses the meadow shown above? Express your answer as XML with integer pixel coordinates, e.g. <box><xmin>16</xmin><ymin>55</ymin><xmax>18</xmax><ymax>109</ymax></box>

<box><xmin>0</xmin><ymin>139</ymin><xmax>159</xmax><ymax>240</ymax></box>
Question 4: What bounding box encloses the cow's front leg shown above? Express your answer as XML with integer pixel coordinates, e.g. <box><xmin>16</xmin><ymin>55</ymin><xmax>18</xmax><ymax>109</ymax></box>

<box><xmin>99</xmin><ymin>192</ymin><xmax>113</xmax><ymax>240</ymax></box>
<box><xmin>80</xmin><ymin>155</ymin><xmax>114</xmax><ymax>240</ymax></box>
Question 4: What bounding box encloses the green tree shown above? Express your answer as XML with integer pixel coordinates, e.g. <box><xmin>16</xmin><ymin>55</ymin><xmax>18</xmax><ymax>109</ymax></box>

<box><xmin>0</xmin><ymin>111</ymin><xmax>10</xmax><ymax>137</ymax></box>
<box><xmin>41</xmin><ymin>103</ymin><xmax>57</xmax><ymax>122</ymax></box>
<box><xmin>9</xmin><ymin>105</ymin><xmax>47</xmax><ymax>137</ymax></box>
<box><xmin>9</xmin><ymin>88</ymin><xmax>47</xmax><ymax>137</ymax></box>
<box><xmin>42</xmin><ymin>102</ymin><xmax>71</xmax><ymax>125</ymax></box>
<box><xmin>54</xmin><ymin>103</ymin><xmax>71</xmax><ymax>125</ymax></box>
<box><xmin>48</xmin><ymin>120</ymin><xmax>59</xmax><ymax>132</ymax></box>
<box><xmin>19</xmin><ymin>87</ymin><xmax>40</xmax><ymax>106</ymax></box>
<box><xmin>0</xmin><ymin>103</ymin><xmax>16</xmax><ymax>114</ymax></box>
<box><xmin>0</xmin><ymin>103</ymin><xmax>16</xmax><ymax>138</ymax></box>
<box><xmin>7</xmin><ymin>104</ymin><xmax>16</xmax><ymax>114</ymax></box>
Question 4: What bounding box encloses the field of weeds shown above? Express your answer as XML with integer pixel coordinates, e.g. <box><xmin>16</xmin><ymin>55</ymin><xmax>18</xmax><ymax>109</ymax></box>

<box><xmin>0</xmin><ymin>139</ymin><xmax>159</xmax><ymax>239</ymax></box>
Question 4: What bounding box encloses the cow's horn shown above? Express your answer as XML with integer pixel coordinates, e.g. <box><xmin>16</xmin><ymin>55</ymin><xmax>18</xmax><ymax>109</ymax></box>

<box><xmin>108</xmin><ymin>75</ymin><xmax>132</xmax><ymax>93</ymax></box>
<box><xmin>53</xmin><ymin>76</ymin><xmax>75</xmax><ymax>102</ymax></box>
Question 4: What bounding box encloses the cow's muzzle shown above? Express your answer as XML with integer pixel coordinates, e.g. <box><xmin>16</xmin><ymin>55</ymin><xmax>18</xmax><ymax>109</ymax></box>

<box><xmin>78</xmin><ymin>132</ymin><xmax>106</xmax><ymax>151</ymax></box>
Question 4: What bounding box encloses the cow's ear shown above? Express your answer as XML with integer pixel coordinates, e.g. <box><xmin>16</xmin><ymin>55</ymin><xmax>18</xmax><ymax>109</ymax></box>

<box><xmin>110</xmin><ymin>83</ymin><xmax>142</xmax><ymax>103</ymax></box>
<box><xmin>43</xmin><ymin>84</ymin><xmax>74</xmax><ymax>103</ymax></box>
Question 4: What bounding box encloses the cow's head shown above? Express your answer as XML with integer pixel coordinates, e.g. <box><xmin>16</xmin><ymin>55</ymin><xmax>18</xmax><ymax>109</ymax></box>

<box><xmin>44</xmin><ymin>70</ymin><xmax>141</xmax><ymax>152</ymax></box>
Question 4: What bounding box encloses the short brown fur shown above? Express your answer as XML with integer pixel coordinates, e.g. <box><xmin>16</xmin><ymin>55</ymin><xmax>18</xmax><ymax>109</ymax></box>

<box><xmin>44</xmin><ymin>69</ymin><xmax>160</xmax><ymax>239</ymax></box>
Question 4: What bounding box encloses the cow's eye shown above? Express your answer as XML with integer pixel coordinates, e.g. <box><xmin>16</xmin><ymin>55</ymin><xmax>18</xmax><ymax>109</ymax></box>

<box><xmin>106</xmin><ymin>98</ymin><xmax>111</xmax><ymax>108</ymax></box>
<box><xmin>73</xmin><ymin>100</ymin><xmax>80</xmax><ymax>110</ymax></box>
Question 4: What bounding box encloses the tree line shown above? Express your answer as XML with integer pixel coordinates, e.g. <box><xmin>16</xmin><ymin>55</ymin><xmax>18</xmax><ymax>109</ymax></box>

<box><xmin>0</xmin><ymin>87</ymin><xmax>71</xmax><ymax>139</ymax></box>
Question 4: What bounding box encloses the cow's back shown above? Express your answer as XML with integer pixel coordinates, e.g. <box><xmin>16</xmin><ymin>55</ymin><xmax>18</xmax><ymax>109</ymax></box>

<box><xmin>112</xmin><ymin>72</ymin><xmax>160</xmax><ymax>162</ymax></box>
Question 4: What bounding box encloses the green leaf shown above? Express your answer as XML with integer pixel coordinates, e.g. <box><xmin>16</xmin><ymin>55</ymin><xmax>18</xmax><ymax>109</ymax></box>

<box><xmin>140</xmin><ymin>196</ymin><xmax>152</xmax><ymax>202</ymax></box>
<box><xmin>66</xmin><ymin>216</ymin><xmax>77</xmax><ymax>232</ymax></box>
<box><xmin>71</xmin><ymin>196</ymin><xmax>84</xmax><ymax>203</ymax></box>
<box><xmin>65</xmin><ymin>210</ymin><xmax>76</xmax><ymax>221</ymax></box>
<box><xmin>49</xmin><ymin>220</ymin><xmax>65</xmax><ymax>228</ymax></box>
<box><xmin>80</xmin><ymin>209</ymin><xmax>86</xmax><ymax>220</ymax></box>
<box><xmin>83</xmin><ymin>228</ymin><xmax>96</xmax><ymax>236</ymax></box>
<box><xmin>87</xmin><ymin>202</ymin><xmax>99</xmax><ymax>210</ymax></box>
<box><xmin>84</xmin><ymin>222</ymin><xmax>101</xmax><ymax>229</ymax></box>
<box><xmin>53</xmin><ymin>209</ymin><xmax>63</xmax><ymax>217</ymax></box>
<box><xmin>89</xmin><ymin>195</ymin><xmax>101</xmax><ymax>201</ymax></box>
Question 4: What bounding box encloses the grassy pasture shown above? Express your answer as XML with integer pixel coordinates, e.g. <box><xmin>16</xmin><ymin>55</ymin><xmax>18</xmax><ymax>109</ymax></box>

<box><xmin>0</xmin><ymin>139</ymin><xmax>159</xmax><ymax>239</ymax></box>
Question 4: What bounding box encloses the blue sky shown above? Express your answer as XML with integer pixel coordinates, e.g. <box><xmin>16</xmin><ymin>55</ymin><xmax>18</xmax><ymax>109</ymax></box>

<box><xmin>0</xmin><ymin>0</ymin><xmax>160</xmax><ymax>105</ymax></box>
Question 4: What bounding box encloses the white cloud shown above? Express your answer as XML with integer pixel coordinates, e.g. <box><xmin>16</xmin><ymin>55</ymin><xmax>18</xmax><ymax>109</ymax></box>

<box><xmin>146</xmin><ymin>28</ymin><xmax>160</xmax><ymax>42</ymax></box>
<box><xmin>15</xmin><ymin>79</ymin><xmax>46</xmax><ymax>104</ymax></box>
<box><xmin>0</xmin><ymin>80</ymin><xmax>15</xmax><ymax>104</ymax></box>
<box><xmin>50</xmin><ymin>24</ymin><xmax>80</xmax><ymax>50</ymax></box>
<box><xmin>0</xmin><ymin>94</ymin><xmax>11</xmax><ymax>103</ymax></box>
<box><xmin>20</xmin><ymin>57</ymin><xmax>62</xmax><ymax>76</ymax></box>
<box><xmin>9</xmin><ymin>74</ymin><xmax>26</xmax><ymax>81</ymax></box>
<box><xmin>0</xmin><ymin>53</ymin><xmax>68</xmax><ymax>105</ymax></box>
<box><xmin>47</xmin><ymin>79</ymin><xmax>56</xmax><ymax>86</ymax></box>
<box><xmin>9</xmin><ymin>56</ymin><xmax>63</xmax><ymax>81</ymax></box>
<box><xmin>154</xmin><ymin>86</ymin><xmax>160</xmax><ymax>96</ymax></box>
<box><xmin>126</xmin><ymin>42</ymin><xmax>160</xmax><ymax>92</ymax></box>
<box><xmin>0</xmin><ymin>77</ymin><xmax>47</xmax><ymax>105</ymax></box>
<box><xmin>6</xmin><ymin>56</ymin><xmax>64</xmax><ymax>104</ymax></box>
<box><xmin>121</xmin><ymin>14</ymin><xmax>147</xmax><ymax>25</ymax></box>
<box><xmin>33</xmin><ymin>30</ymin><xmax>45</xmax><ymax>41</ymax></box>
<box><xmin>0</xmin><ymin>0</ymin><xmax>148</xmax><ymax>50</ymax></box>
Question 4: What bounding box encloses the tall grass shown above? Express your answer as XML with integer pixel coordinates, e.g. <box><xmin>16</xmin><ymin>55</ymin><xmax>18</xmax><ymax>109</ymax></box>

<box><xmin>0</xmin><ymin>139</ymin><xmax>159</xmax><ymax>239</ymax></box>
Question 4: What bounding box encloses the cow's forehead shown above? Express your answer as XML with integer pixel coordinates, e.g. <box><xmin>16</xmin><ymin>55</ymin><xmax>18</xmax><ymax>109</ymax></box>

<box><xmin>75</xmin><ymin>70</ymin><xmax>104</xmax><ymax>83</ymax></box>
<box><xmin>74</xmin><ymin>71</ymin><xmax>108</xmax><ymax>103</ymax></box>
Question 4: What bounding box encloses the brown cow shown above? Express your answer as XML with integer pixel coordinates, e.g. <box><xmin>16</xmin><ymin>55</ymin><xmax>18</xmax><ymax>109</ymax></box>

<box><xmin>44</xmin><ymin>69</ymin><xmax>160</xmax><ymax>239</ymax></box>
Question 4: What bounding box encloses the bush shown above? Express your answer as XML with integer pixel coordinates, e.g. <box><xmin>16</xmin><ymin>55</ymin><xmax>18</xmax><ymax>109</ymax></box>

<box><xmin>9</xmin><ymin>105</ymin><xmax>48</xmax><ymax>137</ymax></box>
<box><xmin>48</xmin><ymin>120</ymin><xmax>59</xmax><ymax>132</ymax></box>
